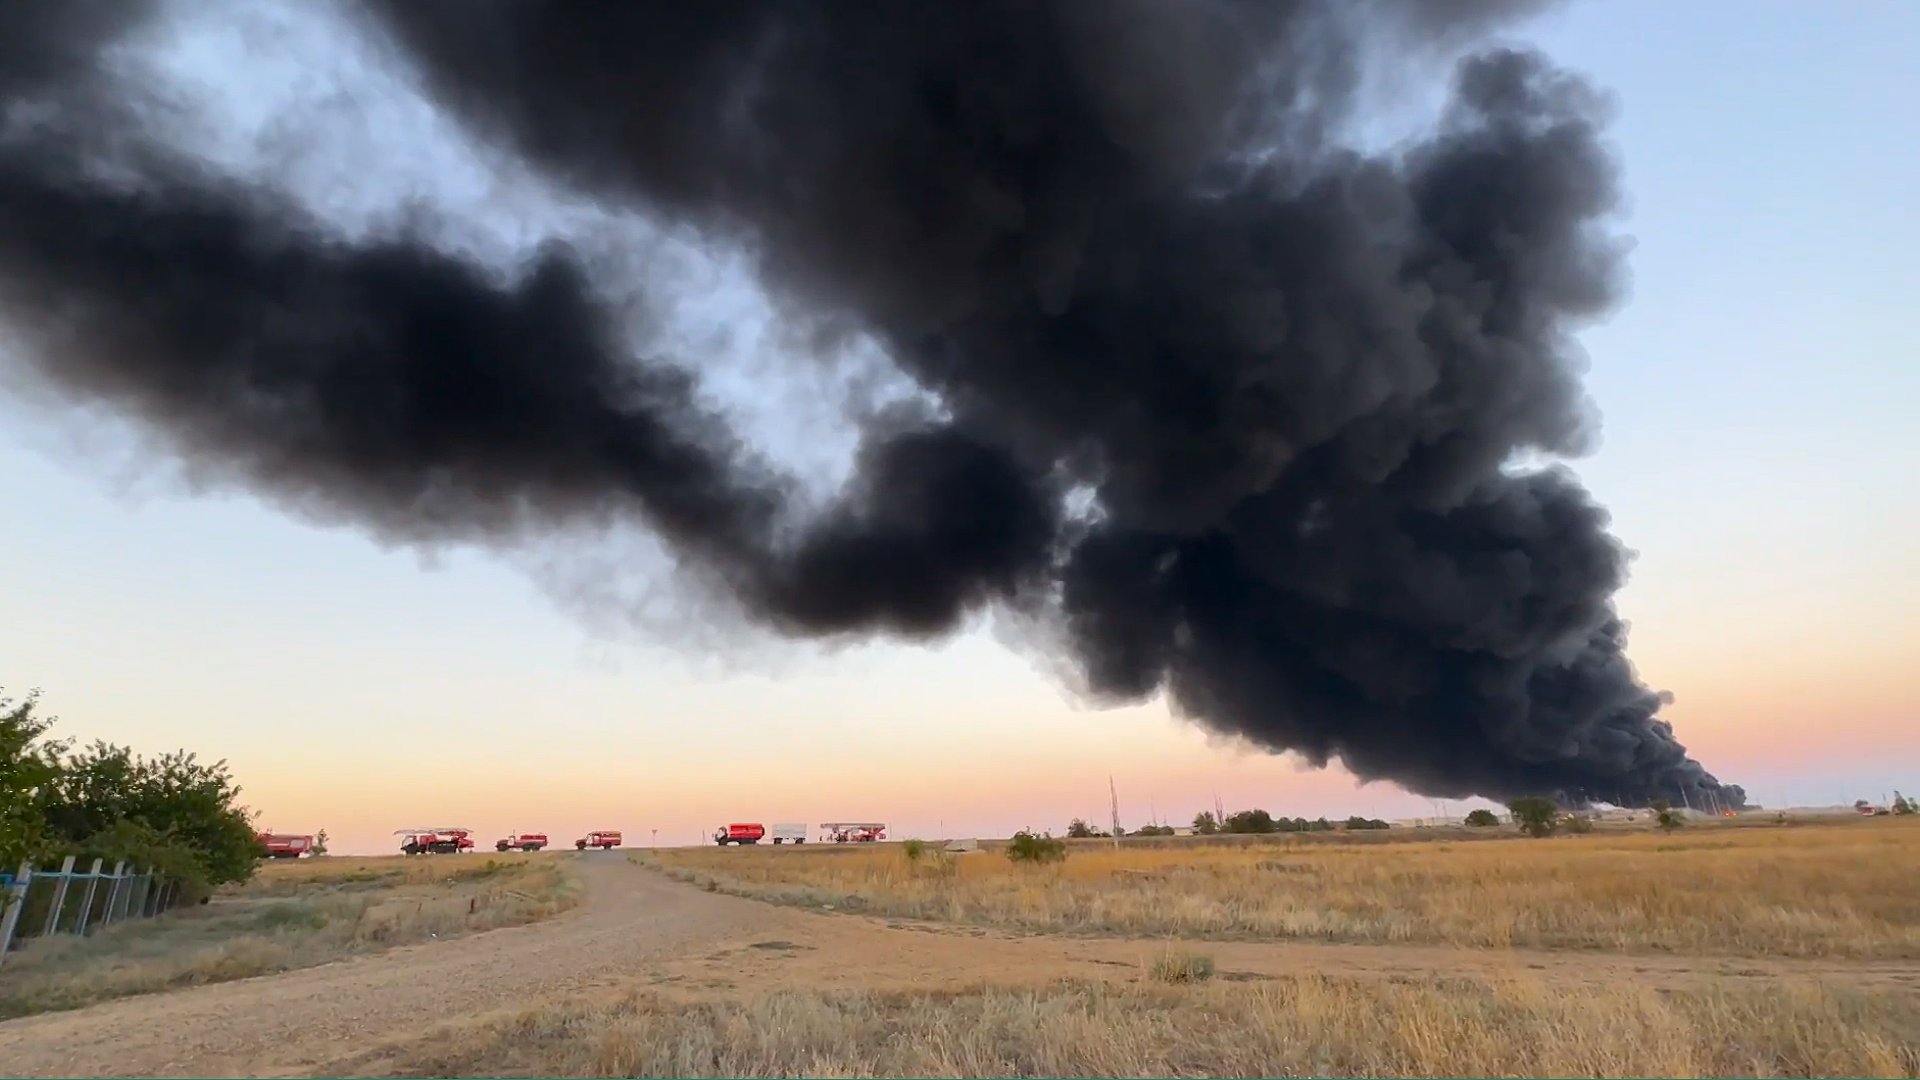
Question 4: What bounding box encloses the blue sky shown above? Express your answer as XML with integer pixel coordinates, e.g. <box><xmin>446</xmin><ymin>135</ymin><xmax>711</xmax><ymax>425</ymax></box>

<box><xmin>1</xmin><ymin>0</ymin><xmax>1914</xmax><ymax>852</ymax></box>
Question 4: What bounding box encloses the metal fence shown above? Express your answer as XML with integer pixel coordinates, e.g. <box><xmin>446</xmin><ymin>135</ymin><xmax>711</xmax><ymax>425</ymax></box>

<box><xmin>0</xmin><ymin>857</ymin><xmax>186</xmax><ymax>967</ymax></box>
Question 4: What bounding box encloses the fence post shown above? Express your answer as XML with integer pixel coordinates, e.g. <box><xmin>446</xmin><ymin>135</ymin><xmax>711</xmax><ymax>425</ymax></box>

<box><xmin>43</xmin><ymin>855</ymin><xmax>77</xmax><ymax>936</ymax></box>
<box><xmin>76</xmin><ymin>858</ymin><xmax>105</xmax><ymax>935</ymax></box>
<box><xmin>0</xmin><ymin>862</ymin><xmax>31</xmax><ymax>968</ymax></box>
<box><xmin>101</xmin><ymin>861</ymin><xmax>126</xmax><ymax>926</ymax></box>
<box><xmin>140</xmin><ymin>869</ymin><xmax>158</xmax><ymax>917</ymax></box>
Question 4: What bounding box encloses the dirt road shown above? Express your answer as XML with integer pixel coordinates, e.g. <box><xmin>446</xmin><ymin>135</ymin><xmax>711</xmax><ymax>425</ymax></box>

<box><xmin>5</xmin><ymin>854</ymin><xmax>1916</xmax><ymax>1079</ymax></box>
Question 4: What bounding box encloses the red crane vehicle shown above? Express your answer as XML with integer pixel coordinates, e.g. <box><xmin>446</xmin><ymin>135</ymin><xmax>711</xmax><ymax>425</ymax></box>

<box><xmin>395</xmin><ymin>828</ymin><xmax>476</xmax><ymax>855</ymax></box>
<box><xmin>255</xmin><ymin>832</ymin><xmax>314</xmax><ymax>859</ymax></box>
<box><xmin>821</xmin><ymin>822</ymin><xmax>887</xmax><ymax>843</ymax></box>
<box><xmin>494</xmin><ymin>832</ymin><xmax>549</xmax><ymax>852</ymax></box>
<box><xmin>576</xmin><ymin>830</ymin><xmax>622</xmax><ymax>850</ymax></box>
<box><xmin>714</xmin><ymin>823</ymin><xmax>766</xmax><ymax>846</ymax></box>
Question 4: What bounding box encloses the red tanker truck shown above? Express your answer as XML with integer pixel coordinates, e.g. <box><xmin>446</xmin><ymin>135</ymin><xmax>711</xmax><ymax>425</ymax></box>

<box><xmin>714</xmin><ymin>823</ymin><xmax>766</xmax><ymax>845</ymax></box>
<box><xmin>576</xmin><ymin>830</ymin><xmax>622</xmax><ymax>850</ymax></box>
<box><xmin>494</xmin><ymin>832</ymin><xmax>549</xmax><ymax>852</ymax></box>
<box><xmin>255</xmin><ymin>832</ymin><xmax>314</xmax><ymax>859</ymax></box>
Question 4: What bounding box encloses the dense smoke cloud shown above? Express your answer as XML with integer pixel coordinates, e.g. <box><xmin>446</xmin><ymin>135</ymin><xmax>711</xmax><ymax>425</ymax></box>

<box><xmin>0</xmin><ymin>0</ymin><xmax>1744</xmax><ymax>808</ymax></box>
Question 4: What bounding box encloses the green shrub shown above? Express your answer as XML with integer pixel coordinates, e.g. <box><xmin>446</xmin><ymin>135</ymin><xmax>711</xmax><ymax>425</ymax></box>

<box><xmin>1005</xmin><ymin>829</ymin><xmax>1066</xmax><ymax>864</ymax></box>
<box><xmin>1464</xmin><ymin>809</ymin><xmax>1500</xmax><ymax>827</ymax></box>
<box><xmin>1507</xmin><ymin>797</ymin><xmax>1559</xmax><ymax>838</ymax></box>
<box><xmin>902</xmin><ymin>838</ymin><xmax>928</xmax><ymax>862</ymax></box>
<box><xmin>1224</xmin><ymin>809</ymin><xmax>1277</xmax><ymax>834</ymax></box>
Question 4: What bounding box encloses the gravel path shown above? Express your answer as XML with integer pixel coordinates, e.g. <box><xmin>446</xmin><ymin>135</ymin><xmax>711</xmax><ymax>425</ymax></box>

<box><xmin>0</xmin><ymin>855</ymin><xmax>764</xmax><ymax>1079</ymax></box>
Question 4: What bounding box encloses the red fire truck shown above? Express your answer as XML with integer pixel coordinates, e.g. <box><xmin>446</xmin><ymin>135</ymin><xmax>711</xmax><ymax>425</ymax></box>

<box><xmin>494</xmin><ymin>832</ymin><xmax>549</xmax><ymax>852</ymax></box>
<box><xmin>395</xmin><ymin>828</ymin><xmax>475</xmax><ymax>855</ymax></box>
<box><xmin>576</xmin><ymin>830</ymin><xmax>623</xmax><ymax>850</ymax></box>
<box><xmin>821</xmin><ymin>822</ymin><xmax>887</xmax><ymax>843</ymax></box>
<box><xmin>255</xmin><ymin>832</ymin><xmax>314</xmax><ymax>859</ymax></box>
<box><xmin>713</xmin><ymin>823</ymin><xmax>766</xmax><ymax>845</ymax></box>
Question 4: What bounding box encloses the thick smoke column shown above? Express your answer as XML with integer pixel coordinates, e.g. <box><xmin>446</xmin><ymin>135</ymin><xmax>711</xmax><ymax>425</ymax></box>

<box><xmin>0</xmin><ymin>0</ymin><xmax>1744</xmax><ymax>808</ymax></box>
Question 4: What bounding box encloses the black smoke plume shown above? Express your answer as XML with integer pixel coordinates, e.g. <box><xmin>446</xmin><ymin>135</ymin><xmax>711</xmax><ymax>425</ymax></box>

<box><xmin>0</xmin><ymin>0</ymin><xmax>1744</xmax><ymax>809</ymax></box>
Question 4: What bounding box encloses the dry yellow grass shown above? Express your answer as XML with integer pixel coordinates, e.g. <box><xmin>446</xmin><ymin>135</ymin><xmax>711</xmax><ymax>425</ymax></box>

<box><xmin>647</xmin><ymin>817</ymin><xmax>1920</xmax><ymax>958</ymax></box>
<box><xmin>0</xmin><ymin>853</ymin><xmax>579</xmax><ymax>1019</ymax></box>
<box><xmin>361</xmin><ymin>974</ymin><xmax>1920</xmax><ymax>1079</ymax></box>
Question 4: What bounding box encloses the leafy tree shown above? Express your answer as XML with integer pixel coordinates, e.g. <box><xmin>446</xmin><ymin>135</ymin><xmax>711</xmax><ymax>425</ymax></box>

<box><xmin>1006</xmin><ymin>829</ymin><xmax>1067</xmax><ymax>864</ymax></box>
<box><xmin>1</xmin><ymin>688</ymin><xmax>63</xmax><ymax>869</ymax></box>
<box><xmin>1065</xmin><ymin>818</ymin><xmax>1100</xmax><ymax>839</ymax></box>
<box><xmin>1650</xmin><ymin>798</ymin><xmax>1683</xmax><ymax>832</ymax></box>
<box><xmin>1344</xmin><ymin>816</ymin><xmax>1390</xmax><ymax>831</ymax></box>
<box><xmin>1507</xmin><ymin>797</ymin><xmax>1559</xmax><ymax>838</ymax></box>
<box><xmin>1132</xmin><ymin>824</ymin><xmax>1175</xmax><ymax>836</ymax></box>
<box><xmin>42</xmin><ymin>742</ymin><xmax>258</xmax><ymax>888</ymax></box>
<box><xmin>1464</xmin><ymin>808</ymin><xmax>1500</xmax><ymax>827</ymax></box>
<box><xmin>2</xmin><ymin>689</ymin><xmax>257</xmax><ymax>895</ymax></box>
<box><xmin>312</xmin><ymin>829</ymin><xmax>330</xmax><ymax>856</ymax></box>
<box><xmin>1224</xmin><ymin>808</ymin><xmax>1278</xmax><ymax>834</ymax></box>
<box><xmin>1191</xmin><ymin>811</ymin><xmax>1219</xmax><ymax>835</ymax></box>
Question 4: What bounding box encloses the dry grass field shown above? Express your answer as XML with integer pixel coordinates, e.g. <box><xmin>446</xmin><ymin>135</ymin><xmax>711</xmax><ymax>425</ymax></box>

<box><xmin>374</xmin><ymin>975</ymin><xmax>1920</xmax><ymax>1079</ymax></box>
<box><xmin>0</xmin><ymin>852</ymin><xmax>578</xmax><ymax>1019</ymax></box>
<box><xmin>3</xmin><ymin>844</ymin><xmax>1913</xmax><ymax>1079</ymax></box>
<box><xmin>646</xmin><ymin>816</ymin><xmax>1920</xmax><ymax>958</ymax></box>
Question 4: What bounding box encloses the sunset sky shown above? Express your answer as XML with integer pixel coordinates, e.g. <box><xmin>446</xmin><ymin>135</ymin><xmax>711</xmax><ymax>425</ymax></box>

<box><xmin>2</xmin><ymin>0</ymin><xmax>1914</xmax><ymax>855</ymax></box>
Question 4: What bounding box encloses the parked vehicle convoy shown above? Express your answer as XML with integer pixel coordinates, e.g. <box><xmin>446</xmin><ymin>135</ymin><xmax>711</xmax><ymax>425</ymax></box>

<box><xmin>494</xmin><ymin>832</ymin><xmax>549</xmax><ymax>852</ymax></box>
<box><xmin>769</xmin><ymin>823</ymin><xmax>808</xmax><ymax>845</ymax></box>
<box><xmin>255</xmin><ymin>832</ymin><xmax>314</xmax><ymax>859</ymax></box>
<box><xmin>821</xmin><ymin>822</ymin><xmax>887</xmax><ymax>843</ymax></box>
<box><xmin>395</xmin><ymin>828</ymin><xmax>475</xmax><ymax>855</ymax></box>
<box><xmin>576</xmin><ymin>830</ymin><xmax>622</xmax><ymax>850</ymax></box>
<box><xmin>714</xmin><ymin>823</ymin><xmax>766</xmax><ymax>845</ymax></box>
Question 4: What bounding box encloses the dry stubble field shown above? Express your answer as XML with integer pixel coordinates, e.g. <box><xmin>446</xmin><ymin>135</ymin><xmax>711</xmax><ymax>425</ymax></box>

<box><xmin>648</xmin><ymin>817</ymin><xmax>1920</xmax><ymax>957</ymax></box>
<box><xmin>416</xmin><ymin>817</ymin><xmax>1919</xmax><ymax>1080</ymax></box>
<box><xmin>6</xmin><ymin>822</ymin><xmax>1917</xmax><ymax>1078</ymax></box>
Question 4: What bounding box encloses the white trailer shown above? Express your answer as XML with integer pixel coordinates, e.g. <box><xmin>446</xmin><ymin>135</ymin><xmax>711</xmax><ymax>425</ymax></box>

<box><xmin>769</xmin><ymin>823</ymin><xmax>809</xmax><ymax>845</ymax></box>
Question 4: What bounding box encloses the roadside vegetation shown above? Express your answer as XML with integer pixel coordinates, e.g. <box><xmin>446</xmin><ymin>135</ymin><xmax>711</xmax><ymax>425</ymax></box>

<box><xmin>4</xmin><ymin>687</ymin><xmax>262</xmax><ymax>900</ymax></box>
<box><xmin>356</xmin><ymin>975</ymin><xmax>1920</xmax><ymax>1079</ymax></box>
<box><xmin>0</xmin><ymin>853</ymin><xmax>577</xmax><ymax>1019</ymax></box>
<box><xmin>646</xmin><ymin>817</ymin><xmax>1920</xmax><ymax>958</ymax></box>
